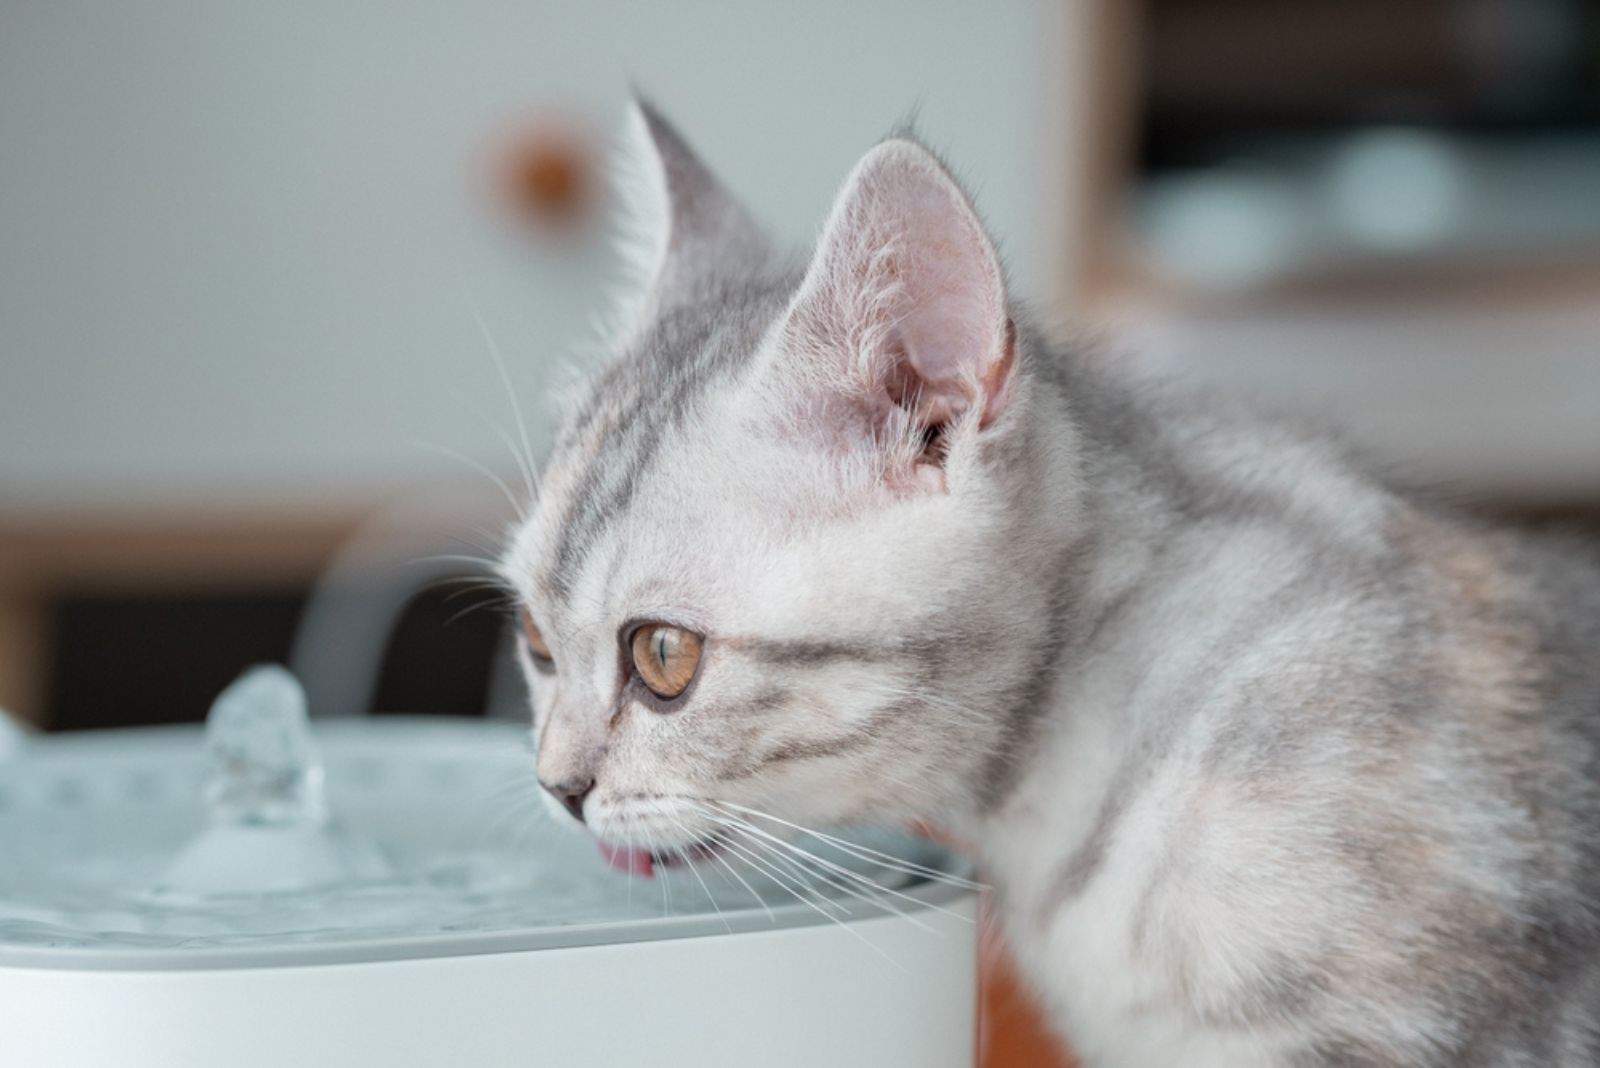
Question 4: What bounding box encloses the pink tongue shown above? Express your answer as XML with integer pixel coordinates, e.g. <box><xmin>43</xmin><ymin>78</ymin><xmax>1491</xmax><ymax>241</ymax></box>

<box><xmin>598</xmin><ymin>841</ymin><xmax>655</xmax><ymax>878</ymax></box>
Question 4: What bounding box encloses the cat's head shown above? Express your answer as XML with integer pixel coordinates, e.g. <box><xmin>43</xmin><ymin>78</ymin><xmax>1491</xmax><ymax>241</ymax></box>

<box><xmin>501</xmin><ymin>100</ymin><xmax>1074</xmax><ymax>872</ymax></box>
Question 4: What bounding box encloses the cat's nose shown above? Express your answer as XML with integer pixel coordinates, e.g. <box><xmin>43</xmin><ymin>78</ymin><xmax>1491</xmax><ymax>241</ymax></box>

<box><xmin>541</xmin><ymin>776</ymin><xmax>595</xmax><ymax>824</ymax></box>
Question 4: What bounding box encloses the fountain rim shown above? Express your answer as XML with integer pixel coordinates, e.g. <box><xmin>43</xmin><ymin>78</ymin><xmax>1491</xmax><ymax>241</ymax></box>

<box><xmin>0</xmin><ymin>879</ymin><xmax>975</xmax><ymax>972</ymax></box>
<box><xmin>0</xmin><ymin>718</ymin><xmax>979</xmax><ymax>972</ymax></box>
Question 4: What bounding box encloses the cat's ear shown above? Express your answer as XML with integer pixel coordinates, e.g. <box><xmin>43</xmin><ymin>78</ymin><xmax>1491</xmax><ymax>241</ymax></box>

<box><xmin>611</xmin><ymin>96</ymin><xmax>769</xmax><ymax>323</ymax></box>
<box><xmin>780</xmin><ymin>137</ymin><xmax>1015</xmax><ymax>444</ymax></box>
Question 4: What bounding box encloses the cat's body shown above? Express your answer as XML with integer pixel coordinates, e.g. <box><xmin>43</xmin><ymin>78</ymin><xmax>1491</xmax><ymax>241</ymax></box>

<box><xmin>966</xmin><ymin>349</ymin><xmax>1600</xmax><ymax>1065</ymax></box>
<box><xmin>500</xmin><ymin>101</ymin><xmax>1600</xmax><ymax>1065</ymax></box>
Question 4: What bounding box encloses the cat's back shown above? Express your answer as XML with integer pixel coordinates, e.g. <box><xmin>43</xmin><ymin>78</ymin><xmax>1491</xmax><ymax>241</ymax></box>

<box><xmin>1044</xmin><ymin>349</ymin><xmax>1600</xmax><ymax>1063</ymax></box>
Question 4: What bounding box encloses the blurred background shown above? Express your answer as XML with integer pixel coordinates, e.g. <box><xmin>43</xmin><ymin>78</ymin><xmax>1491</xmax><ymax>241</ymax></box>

<box><xmin>4</xmin><ymin>0</ymin><xmax>1598</xmax><ymax>737</ymax></box>
<box><xmin>1</xmin><ymin>2</ymin><xmax>1595</xmax><ymax>1063</ymax></box>
<box><xmin>0</xmin><ymin>0</ymin><xmax>1064</xmax><ymax>733</ymax></box>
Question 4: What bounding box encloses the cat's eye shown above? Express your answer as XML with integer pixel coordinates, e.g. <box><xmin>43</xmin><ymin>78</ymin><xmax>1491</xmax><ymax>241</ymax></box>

<box><xmin>520</xmin><ymin>609</ymin><xmax>554</xmax><ymax>668</ymax></box>
<box><xmin>629</xmin><ymin>623</ymin><xmax>703</xmax><ymax>701</ymax></box>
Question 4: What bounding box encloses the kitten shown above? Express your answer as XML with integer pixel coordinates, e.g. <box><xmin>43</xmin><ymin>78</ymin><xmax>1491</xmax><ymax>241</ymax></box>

<box><xmin>499</xmin><ymin>99</ymin><xmax>1600</xmax><ymax>1065</ymax></box>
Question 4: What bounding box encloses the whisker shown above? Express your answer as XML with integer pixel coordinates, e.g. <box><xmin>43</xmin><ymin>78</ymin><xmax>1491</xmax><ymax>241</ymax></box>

<box><xmin>624</xmin><ymin>812</ymin><xmax>636</xmax><ymax>911</ymax></box>
<box><xmin>467</xmin><ymin>523</ymin><xmax>514</xmax><ymax>555</ymax></box>
<box><xmin>653</xmin><ymin>805</ymin><xmax>732</xmax><ymax>934</ymax></box>
<box><xmin>469</xmin><ymin>301</ymin><xmax>540</xmax><ymax>506</ymax></box>
<box><xmin>714</xmin><ymin>837</ymin><xmax>836</xmax><ymax>927</ymax></box>
<box><xmin>708</xmin><ymin>819</ymin><xmax>938</xmax><ymax>934</ymax></box>
<box><xmin>407</xmin><ymin>552</ymin><xmax>503</xmax><ymax>573</ymax></box>
<box><xmin>722</xmin><ymin>825</ymin><xmax>842</xmax><ymax>907</ymax></box>
<box><xmin>470</xmin><ymin>774</ymin><xmax>544</xmax><ymax>850</ymax></box>
<box><xmin>710</xmin><ymin>832</ymin><xmax>849</xmax><ymax>920</ymax></box>
<box><xmin>662</xmin><ymin>807</ymin><xmax>774</xmax><ymax>922</ymax></box>
<box><xmin>639</xmin><ymin>822</ymin><xmax>670</xmax><ymax>917</ymax></box>
<box><xmin>710</xmin><ymin>810</ymin><xmax>969</xmax><ymax>925</ymax></box>
<box><xmin>486</xmin><ymin>419</ymin><xmax>539</xmax><ymax>509</ymax></box>
<box><xmin>425</xmin><ymin>573</ymin><xmax>508</xmax><ymax>591</ymax></box>
<box><xmin>715</xmin><ymin>800</ymin><xmax>986</xmax><ymax>891</ymax></box>
<box><xmin>439</xmin><ymin>583</ymin><xmax>515</xmax><ymax>607</ymax></box>
<box><xmin>709</xmin><ymin>830</ymin><xmax>908</xmax><ymax>974</ymax></box>
<box><xmin>442</xmin><ymin>597</ymin><xmax>512</xmax><ymax>629</ymax></box>
<box><xmin>446</xmin><ymin>531</ymin><xmax>508</xmax><ymax>560</ymax></box>
<box><xmin>412</xmin><ymin>439</ymin><xmax>527</xmax><ymax>522</ymax></box>
<box><xmin>703</xmin><ymin>842</ymin><xmax>775</xmax><ymax>922</ymax></box>
<box><xmin>723</xmin><ymin>824</ymin><xmax>934</xmax><ymax>927</ymax></box>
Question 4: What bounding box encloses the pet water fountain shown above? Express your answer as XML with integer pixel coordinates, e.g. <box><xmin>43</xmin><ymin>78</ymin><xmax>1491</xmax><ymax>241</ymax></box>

<box><xmin>0</xmin><ymin>665</ymin><xmax>978</xmax><ymax>1067</ymax></box>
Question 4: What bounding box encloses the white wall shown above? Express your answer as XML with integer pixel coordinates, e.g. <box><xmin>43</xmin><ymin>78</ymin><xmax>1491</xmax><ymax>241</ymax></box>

<box><xmin>0</xmin><ymin>1</ymin><xmax>1061</xmax><ymax>510</ymax></box>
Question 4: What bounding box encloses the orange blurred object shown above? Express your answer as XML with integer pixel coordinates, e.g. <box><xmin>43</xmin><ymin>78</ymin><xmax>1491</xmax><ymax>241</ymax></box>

<box><xmin>978</xmin><ymin>898</ymin><xmax>1077</xmax><ymax>1068</ymax></box>
<box><xmin>494</xmin><ymin>115</ymin><xmax>596</xmax><ymax>229</ymax></box>
<box><xmin>909</xmin><ymin>824</ymin><xmax>1077</xmax><ymax>1067</ymax></box>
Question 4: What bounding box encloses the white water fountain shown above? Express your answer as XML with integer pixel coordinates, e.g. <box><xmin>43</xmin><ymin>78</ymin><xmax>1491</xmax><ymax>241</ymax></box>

<box><xmin>0</xmin><ymin>664</ymin><xmax>977</xmax><ymax>1067</ymax></box>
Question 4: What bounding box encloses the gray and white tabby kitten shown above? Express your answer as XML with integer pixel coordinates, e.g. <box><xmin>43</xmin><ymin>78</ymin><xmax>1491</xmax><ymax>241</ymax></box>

<box><xmin>500</xmin><ymin>100</ymin><xmax>1600</xmax><ymax>1065</ymax></box>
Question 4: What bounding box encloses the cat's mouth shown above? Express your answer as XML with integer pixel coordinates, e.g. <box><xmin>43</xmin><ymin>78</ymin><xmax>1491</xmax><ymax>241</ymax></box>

<box><xmin>596</xmin><ymin>837</ymin><xmax>722</xmax><ymax>879</ymax></box>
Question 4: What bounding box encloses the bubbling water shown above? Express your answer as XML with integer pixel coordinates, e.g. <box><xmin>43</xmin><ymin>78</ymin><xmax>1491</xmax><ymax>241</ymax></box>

<box><xmin>197</xmin><ymin>665</ymin><xmax>325</xmax><ymax>826</ymax></box>
<box><xmin>153</xmin><ymin>666</ymin><xmax>392</xmax><ymax>897</ymax></box>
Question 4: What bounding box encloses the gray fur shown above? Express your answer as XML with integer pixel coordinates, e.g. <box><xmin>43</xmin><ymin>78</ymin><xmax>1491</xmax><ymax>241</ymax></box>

<box><xmin>502</xmin><ymin>102</ymin><xmax>1600</xmax><ymax>1065</ymax></box>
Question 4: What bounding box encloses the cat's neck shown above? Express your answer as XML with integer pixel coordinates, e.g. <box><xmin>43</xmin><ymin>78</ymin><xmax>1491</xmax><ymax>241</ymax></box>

<box><xmin>937</xmin><ymin>349</ymin><xmax>1175</xmax><ymax>850</ymax></box>
<box><xmin>943</xmin><ymin>343</ymin><xmax>1393</xmax><ymax>879</ymax></box>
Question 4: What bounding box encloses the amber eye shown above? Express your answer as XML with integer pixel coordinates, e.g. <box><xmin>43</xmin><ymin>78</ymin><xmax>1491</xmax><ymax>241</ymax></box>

<box><xmin>630</xmin><ymin>623</ymin><xmax>703</xmax><ymax>700</ymax></box>
<box><xmin>520</xmin><ymin>609</ymin><xmax>554</xmax><ymax>667</ymax></box>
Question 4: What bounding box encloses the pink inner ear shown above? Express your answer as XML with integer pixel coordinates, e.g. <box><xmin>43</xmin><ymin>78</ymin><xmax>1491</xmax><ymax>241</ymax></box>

<box><xmin>893</xmin><ymin>279</ymin><xmax>992</xmax><ymax>402</ymax></box>
<box><xmin>785</xmin><ymin>140</ymin><xmax>1013</xmax><ymax>440</ymax></box>
<box><xmin>875</xmin><ymin>199</ymin><xmax>1007</xmax><ymax>428</ymax></box>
